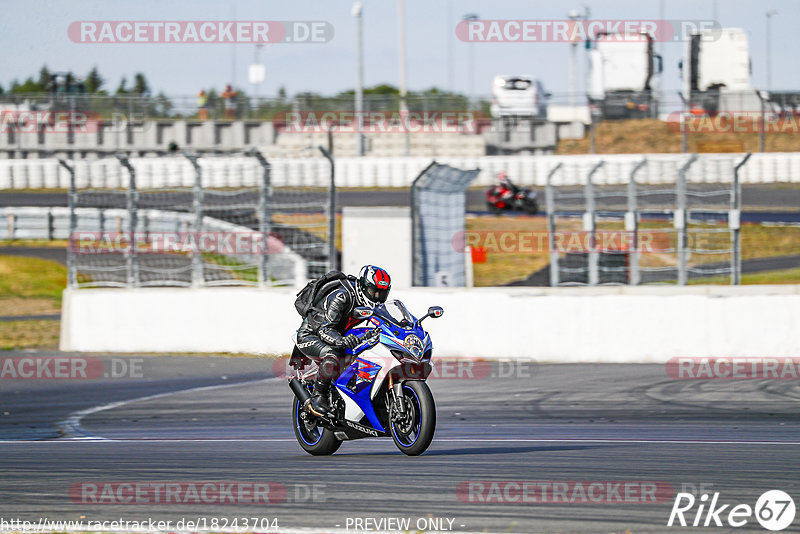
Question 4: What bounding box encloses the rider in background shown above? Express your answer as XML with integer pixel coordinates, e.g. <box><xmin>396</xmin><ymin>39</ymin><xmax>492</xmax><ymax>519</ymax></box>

<box><xmin>296</xmin><ymin>265</ymin><xmax>391</xmax><ymax>416</ymax></box>
<box><xmin>497</xmin><ymin>171</ymin><xmax>519</xmax><ymax>201</ymax></box>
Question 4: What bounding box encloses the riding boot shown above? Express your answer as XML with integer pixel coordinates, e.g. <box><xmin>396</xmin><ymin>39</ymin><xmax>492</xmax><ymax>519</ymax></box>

<box><xmin>306</xmin><ymin>379</ymin><xmax>331</xmax><ymax>417</ymax></box>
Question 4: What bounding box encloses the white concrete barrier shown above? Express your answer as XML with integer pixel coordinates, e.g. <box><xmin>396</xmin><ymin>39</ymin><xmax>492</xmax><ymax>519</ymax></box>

<box><xmin>2</xmin><ymin>153</ymin><xmax>800</xmax><ymax>190</ymax></box>
<box><xmin>60</xmin><ymin>285</ymin><xmax>800</xmax><ymax>361</ymax></box>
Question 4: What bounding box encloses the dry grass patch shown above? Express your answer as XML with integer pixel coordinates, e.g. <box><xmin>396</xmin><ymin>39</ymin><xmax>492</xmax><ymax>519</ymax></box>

<box><xmin>557</xmin><ymin>119</ymin><xmax>800</xmax><ymax>154</ymax></box>
<box><xmin>0</xmin><ymin>256</ymin><xmax>66</xmax><ymax>302</ymax></box>
<box><xmin>0</xmin><ymin>297</ymin><xmax>60</xmax><ymax>316</ymax></box>
<box><xmin>0</xmin><ymin>320</ymin><xmax>60</xmax><ymax>350</ymax></box>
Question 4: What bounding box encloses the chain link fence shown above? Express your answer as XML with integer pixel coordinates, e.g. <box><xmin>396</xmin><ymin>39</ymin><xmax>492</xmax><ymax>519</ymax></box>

<box><xmin>545</xmin><ymin>154</ymin><xmax>749</xmax><ymax>286</ymax></box>
<box><xmin>62</xmin><ymin>151</ymin><xmax>334</xmax><ymax>288</ymax></box>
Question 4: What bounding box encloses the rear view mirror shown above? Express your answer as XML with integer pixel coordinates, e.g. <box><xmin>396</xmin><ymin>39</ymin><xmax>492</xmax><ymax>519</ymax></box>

<box><xmin>418</xmin><ymin>306</ymin><xmax>444</xmax><ymax>324</ymax></box>
<box><xmin>354</xmin><ymin>306</ymin><xmax>373</xmax><ymax>319</ymax></box>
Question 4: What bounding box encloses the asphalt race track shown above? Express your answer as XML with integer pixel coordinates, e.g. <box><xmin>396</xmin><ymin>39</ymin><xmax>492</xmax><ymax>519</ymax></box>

<box><xmin>1</xmin><ymin>354</ymin><xmax>799</xmax><ymax>533</ymax></box>
<box><xmin>3</xmin><ymin>185</ymin><xmax>800</xmax><ymax>215</ymax></box>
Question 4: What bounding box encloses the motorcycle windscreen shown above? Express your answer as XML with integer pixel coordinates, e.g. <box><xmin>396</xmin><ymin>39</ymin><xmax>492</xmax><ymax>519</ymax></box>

<box><xmin>373</xmin><ymin>300</ymin><xmax>415</xmax><ymax>328</ymax></box>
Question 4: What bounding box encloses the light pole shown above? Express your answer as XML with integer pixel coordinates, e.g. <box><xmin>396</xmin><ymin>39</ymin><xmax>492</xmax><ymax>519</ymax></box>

<box><xmin>567</xmin><ymin>8</ymin><xmax>588</xmax><ymax>111</ymax></box>
<box><xmin>766</xmin><ymin>10</ymin><xmax>777</xmax><ymax>91</ymax></box>
<box><xmin>398</xmin><ymin>0</ymin><xmax>409</xmax><ymax>156</ymax></box>
<box><xmin>352</xmin><ymin>2</ymin><xmax>364</xmax><ymax>156</ymax></box>
<box><xmin>447</xmin><ymin>0</ymin><xmax>454</xmax><ymax>92</ymax></box>
<box><xmin>463</xmin><ymin>13</ymin><xmax>479</xmax><ymax>106</ymax></box>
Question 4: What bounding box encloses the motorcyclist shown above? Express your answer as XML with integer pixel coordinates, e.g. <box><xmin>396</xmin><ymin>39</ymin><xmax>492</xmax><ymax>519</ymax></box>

<box><xmin>296</xmin><ymin>265</ymin><xmax>392</xmax><ymax>417</ymax></box>
<box><xmin>497</xmin><ymin>171</ymin><xmax>519</xmax><ymax>200</ymax></box>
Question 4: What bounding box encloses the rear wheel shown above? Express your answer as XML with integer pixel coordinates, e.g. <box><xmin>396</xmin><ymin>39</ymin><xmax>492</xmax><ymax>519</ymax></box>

<box><xmin>390</xmin><ymin>381</ymin><xmax>436</xmax><ymax>456</ymax></box>
<box><xmin>292</xmin><ymin>397</ymin><xmax>342</xmax><ymax>456</ymax></box>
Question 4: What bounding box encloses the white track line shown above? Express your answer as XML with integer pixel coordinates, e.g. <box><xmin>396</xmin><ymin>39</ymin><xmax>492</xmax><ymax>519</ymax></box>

<box><xmin>56</xmin><ymin>377</ymin><xmax>278</xmax><ymax>440</ymax></box>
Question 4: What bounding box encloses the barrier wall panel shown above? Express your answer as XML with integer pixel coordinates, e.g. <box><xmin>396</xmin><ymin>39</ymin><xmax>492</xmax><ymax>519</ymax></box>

<box><xmin>2</xmin><ymin>153</ymin><xmax>799</xmax><ymax>190</ymax></box>
<box><xmin>60</xmin><ymin>286</ymin><xmax>800</xmax><ymax>361</ymax></box>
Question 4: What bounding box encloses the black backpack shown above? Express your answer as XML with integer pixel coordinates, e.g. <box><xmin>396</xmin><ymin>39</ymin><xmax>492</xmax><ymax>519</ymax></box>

<box><xmin>294</xmin><ymin>270</ymin><xmax>351</xmax><ymax>317</ymax></box>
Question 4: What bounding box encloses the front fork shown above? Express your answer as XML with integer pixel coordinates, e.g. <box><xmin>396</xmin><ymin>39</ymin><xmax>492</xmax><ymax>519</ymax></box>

<box><xmin>389</xmin><ymin>375</ymin><xmax>407</xmax><ymax>419</ymax></box>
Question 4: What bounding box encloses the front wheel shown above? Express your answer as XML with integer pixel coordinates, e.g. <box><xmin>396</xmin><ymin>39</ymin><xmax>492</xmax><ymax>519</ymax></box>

<box><xmin>524</xmin><ymin>198</ymin><xmax>539</xmax><ymax>215</ymax></box>
<box><xmin>292</xmin><ymin>399</ymin><xmax>342</xmax><ymax>456</ymax></box>
<box><xmin>390</xmin><ymin>381</ymin><xmax>436</xmax><ymax>456</ymax></box>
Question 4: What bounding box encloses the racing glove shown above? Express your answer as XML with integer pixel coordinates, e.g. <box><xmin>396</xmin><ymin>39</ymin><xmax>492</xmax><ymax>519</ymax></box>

<box><xmin>342</xmin><ymin>334</ymin><xmax>361</xmax><ymax>348</ymax></box>
<box><xmin>343</xmin><ymin>328</ymin><xmax>381</xmax><ymax>349</ymax></box>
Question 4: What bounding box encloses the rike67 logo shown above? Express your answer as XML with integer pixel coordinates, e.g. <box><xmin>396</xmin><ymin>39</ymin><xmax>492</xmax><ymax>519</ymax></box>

<box><xmin>668</xmin><ymin>490</ymin><xmax>796</xmax><ymax>531</ymax></box>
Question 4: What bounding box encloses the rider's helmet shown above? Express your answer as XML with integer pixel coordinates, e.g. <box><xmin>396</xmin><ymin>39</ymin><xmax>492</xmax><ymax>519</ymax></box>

<box><xmin>356</xmin><ymin>265</ymin><xmax>391</xmax><ymax>308</ymax></box>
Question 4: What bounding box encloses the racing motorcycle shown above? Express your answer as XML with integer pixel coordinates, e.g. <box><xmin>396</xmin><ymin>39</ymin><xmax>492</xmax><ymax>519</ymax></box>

<box><xmin>486</xmin><ymin>179</ymin><xmax>539</xmax><ymax>215</ymax></box>
<box><xmin>288</xmin><ymin>300</ymin><xmax>443</xmax><ymax>456</ymax></box>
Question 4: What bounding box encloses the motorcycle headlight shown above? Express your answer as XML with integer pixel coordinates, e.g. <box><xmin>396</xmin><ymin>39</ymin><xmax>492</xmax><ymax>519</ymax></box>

<box><xmin>402</xmin><ymin>335</ymin><xmax>424</xmax><ymax>360</ymax></box>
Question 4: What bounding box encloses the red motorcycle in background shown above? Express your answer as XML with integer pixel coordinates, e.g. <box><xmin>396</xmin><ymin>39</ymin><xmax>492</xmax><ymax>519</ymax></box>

<box><xmin>485</xmin><ymin>172</ymin><xmax>539</xmax><ymax>215</ymax></box>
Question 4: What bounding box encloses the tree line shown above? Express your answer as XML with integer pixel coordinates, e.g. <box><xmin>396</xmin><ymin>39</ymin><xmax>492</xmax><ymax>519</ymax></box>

<box><xmin>0</xmin><ymin>65</ymin><xmax>151</xmax><ymax>96</ymax></box>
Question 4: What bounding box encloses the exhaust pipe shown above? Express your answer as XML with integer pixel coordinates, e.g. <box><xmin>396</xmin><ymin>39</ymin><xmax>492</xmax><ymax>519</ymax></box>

<box><xmin>289</xmin><ymin>378</ymin><xmax>312</xmax><ymax>405</ymax></box>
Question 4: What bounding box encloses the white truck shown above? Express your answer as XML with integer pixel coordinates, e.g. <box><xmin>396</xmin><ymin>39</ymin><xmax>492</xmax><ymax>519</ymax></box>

<box><xmin>681</xmin><ymin>27</ymin><xmax>758</xmax><ymax>114</ymax></box>
<box><xmin>587</xmin><ymin>31</ymin><xmax>662</xmax><ymax>120</ymax></box>
<box><xmin>490</xmin><ymin>75</ymin><xmax>549</xmax><ymax>119</ymax></box>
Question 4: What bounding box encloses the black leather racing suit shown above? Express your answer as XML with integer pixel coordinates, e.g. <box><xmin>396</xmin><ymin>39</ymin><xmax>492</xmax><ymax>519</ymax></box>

<box><xmin>296</xmin><ymin>277</ymin><xmax>361</xmax><ymax>385</ymax></box>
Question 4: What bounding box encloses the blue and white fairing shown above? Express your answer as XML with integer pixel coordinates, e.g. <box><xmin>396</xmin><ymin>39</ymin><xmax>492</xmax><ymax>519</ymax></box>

<box><xmin>335</xmin><ymin>300</ymin><xmax>433</xmax><ymax>434</ymax></box>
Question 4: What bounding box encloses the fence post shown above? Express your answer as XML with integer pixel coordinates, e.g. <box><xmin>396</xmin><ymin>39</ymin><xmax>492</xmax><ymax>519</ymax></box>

<box><xmin>676</xmin><ymin>153</ymin><xmax>698</xmax><ymax>286</ymax></box>
<box><xmin>585</xmin><ymin>161</ymin><xmax>604</xmax><ymax>286</ymax></box>
<box><xmin>731</xmin><ymin>153</ymin><xmax>751</xmax><ymax>285</ymax></box>
<box><xmin>248</xmin><ymin>148</ymin><xmax>272</xmax><ymax>287</ymax></box>
<box><xmin>627</xmin><ymin>159</ymin><xmax>647</xmax><ymax>286</ymax></box>
<box><xmin>678</xmin><ymin>91</ymin><xmax>688</xmax><ymax>153</ymax></box>
<box><xmin>116</xmin><ymin>154</ymin><xmax>139</xmax><ymax>287</ymax></box>
<box><xmin>59</xmin><ymin>159</ymin><xmax>77</xmax><ymax>287</ymax></box>
<box><xmin>545</xmin><ymin>163</ymin><xmax>562</xmax><ymax>287</ymax></box>
<box><xmin>318</xmin><ymin>146</ymin><xmax>336</xmax><ymax>272</ymax></box>
<box><xmin>758</xmin><ymin>92</ymin><xmax>766</xmax><ymax>153</ymax></box>
<box><xmin>183</xmin><ymin>152</ymin><xmax>204</xmax><ymax>287</ymax></box>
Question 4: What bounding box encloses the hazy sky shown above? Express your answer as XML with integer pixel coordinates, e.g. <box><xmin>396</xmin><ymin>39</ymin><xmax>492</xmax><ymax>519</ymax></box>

<box><xmin>2</xmin><ymin>0</ymin><xmax>798</xmax><ymax>100</ymax></box>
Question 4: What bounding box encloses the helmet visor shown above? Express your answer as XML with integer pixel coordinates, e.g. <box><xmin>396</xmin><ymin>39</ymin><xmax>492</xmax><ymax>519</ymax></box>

<box><xmin>366</xmin><ymin>285</ymin><xmax>390</xmax><ymax>304</ymax></box>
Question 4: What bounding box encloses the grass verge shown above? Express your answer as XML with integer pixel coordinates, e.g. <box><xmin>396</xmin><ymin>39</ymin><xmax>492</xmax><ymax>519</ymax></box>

<box><xmin>0</xmin><ymin>255</ymin><xmax>66</xmax><ymax>303</ymax></box>
<box><xmin>0</xmin><ymin>255</ymin><xmax>66</xmax><ymax>348</ymax></box>
<box><xmin>0</xmin><ymin>320</ymin><xmax>60</xmax><ymax>350</ymax></box>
